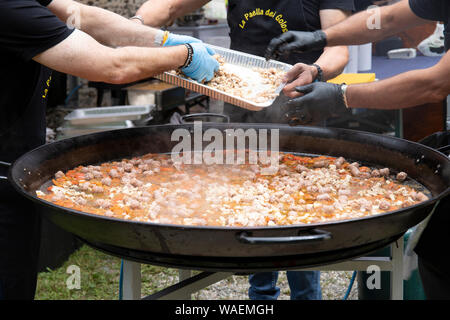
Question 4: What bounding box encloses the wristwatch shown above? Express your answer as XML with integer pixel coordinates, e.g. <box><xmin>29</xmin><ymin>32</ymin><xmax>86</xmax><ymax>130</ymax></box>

<box><xmin>130</xmin><ymin>15</ymin><xmax>145</xmax><ymax>24</ymax></box>
<box><xmin>340</xmin><ymin>84</ymin><xmax>349</xmax><ymax>108</ymax></box>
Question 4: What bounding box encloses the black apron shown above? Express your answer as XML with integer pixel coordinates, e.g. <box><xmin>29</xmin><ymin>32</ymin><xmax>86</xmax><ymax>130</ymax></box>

<box><xmin>224</xmin><ymin>0</ymin><xmax>323</xmax><ymax>123</ymax></box>
<box><xmin>0</xmin><ymin>63</ymin><xmax>50</xmax><ymax>300</ymax></box>
<box><xmin>0</xmin><ymin>64</ymin><xmax>49</xmax><ymax>162</ymax></box>
<box><xmin>227</xmin><ymin>0</ymin><xmax>323</xmax><ymax>65</ymax></box>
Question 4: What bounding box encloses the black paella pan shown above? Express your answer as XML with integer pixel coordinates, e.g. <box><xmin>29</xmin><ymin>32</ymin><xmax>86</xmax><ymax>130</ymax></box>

<box><xmin>1</xmin><ymin>124</ymin><xmax>449</xmax><ymax>272</ymax></box>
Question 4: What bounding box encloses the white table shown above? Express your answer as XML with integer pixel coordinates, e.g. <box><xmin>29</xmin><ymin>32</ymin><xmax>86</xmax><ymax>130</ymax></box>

<box><xmin>121</xmin><ymin>237</ymin><xmax>404</xmax><ymax>300</ymax></box>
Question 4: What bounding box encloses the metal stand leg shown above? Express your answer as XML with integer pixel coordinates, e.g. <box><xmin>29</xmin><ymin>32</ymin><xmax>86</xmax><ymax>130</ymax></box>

<box><xmin>179</xmin><ymin>269</ymin><xmax>192</xmax><ymax>281</ymax></box>
<box><xmin>391</xmin><ymin>238</ymin><xmax>404</xmax><ymax>300</ymax></box>
<box><xmin>177</xmin><ymin>270</ymin><xmax>193</xmax><ymax>300</ymax></box>
<box><xmin>122</xmin><ymin>260</ymin><xmax>141</xmax><ymax>300</ymax></box>
<box><xmin>144</xmin><ymin>272</ymin><xmax>233</xmax><ymax>300</ymax></box>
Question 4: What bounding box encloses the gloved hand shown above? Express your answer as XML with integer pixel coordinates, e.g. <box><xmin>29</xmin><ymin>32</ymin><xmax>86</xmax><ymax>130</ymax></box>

<box><xmin>265</xmin><ymin>30</ymin><xmax>327</xmax><ymax>61</ymax></box>
<box><xmin>282</xmin><ymin>82</ymin><xmax>348</xmax><ymax>125</ymax></box>
<box><xmin>163</xmin><ymin>33</ymin><xmax>202</xmax><ymax>46</ymax></box>
<box><xmin>181</xmin><ymin>43</ymin><xmax>220</xmax><ymax>83</ymax></box>
<box><xmin>282</xmin><ymin>63</ymin><xmax>319</xmax><ymax>98</ymax></box>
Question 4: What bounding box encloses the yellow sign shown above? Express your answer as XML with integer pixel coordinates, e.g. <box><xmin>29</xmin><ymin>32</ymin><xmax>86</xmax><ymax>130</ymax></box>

<box><xmin>327</xmin><ymin>73</ymin><xmax>376</xmax><ymax>85</ymax></box>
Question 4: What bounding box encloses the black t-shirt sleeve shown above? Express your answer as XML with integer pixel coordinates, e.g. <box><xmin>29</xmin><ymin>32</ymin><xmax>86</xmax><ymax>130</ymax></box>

<box><xmin>0</xmin><ymin>0</ymin><xmax>74</xmax><ymax>61</ymax></box>
<box><xmin>320</xmin><ymin>0</ymin><xmax>355</xmax><ymax>12</ymax></box>
<box><xmin>38</xmin><ymin>0</ymin><xmax>53</xmax><ymax>6</ymax></box>
<box><xmin>409</xmin><ymin>0</ymin><xmax>446</xmax><ymax>21</ymax></box>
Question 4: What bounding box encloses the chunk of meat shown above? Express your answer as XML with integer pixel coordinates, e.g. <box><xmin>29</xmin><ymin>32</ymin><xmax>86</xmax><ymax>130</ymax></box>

<box><xmin>109</xmin><ymin>169</ymin><xmax>119</xmax><ymax>178</ymax></box>
<box><xmin>338</xmin><ymin>189</ymin><xmax>351</xmax><ymax>196</ymax></box>
<box><xmin>132</xmin><ymin>178</ymin><xmax>144</xmax><ymax>187</ymax></box>
<box><xmin>296</xmin><ymin>165</ymin><xmax>308</xmax><ymax>173</ymax></box>
<box><xmin>322</xmin><ymin>205</ymin><xmax>334</xmax><ymax>214</ymax></box>
<box><xmin>313</xmin><ymin>160</ymin><xmax>328</xmax><ymax>168</ymax></box>
<box><xmin>104</xmin><ymin>210</ymin><xmax>114</xmax><ymax>217</ymax></box>
<box><xmin>101</xmin><ymin>177</ymin><xmax>112</xmax><ymax>186</ymax></box>
<box><xmin>379</xmin><ymin>200</ymin><xmax>390</xmax><ymax>210</ymax></box>
<box><xmin>84</xmin><ymin>172</ymin><xmax>94</xmax><ymax>180</ymax></box>
<box><xmin>92</xmin><ymin>185</ymin><xmax>104</xmax><ymax>193</ymax></box>
<box><xmin>334</xmin><ymin>157</ymin><xmax>345</xmax><ymax>169</ymax></box>
<box><xmin>95</xmin><ymin>199</ymin><xmax>111</xmax><ymax>209</ymax></box>
<box><xmin>349</xmin><ymin>165</ymin><xmax>360</xmax><ymax>177</ymax></box>
<box><xmin>379</xmin><ymin>168</ymin><xmax>390</xmax><ymax>177</ymax></box>
<box><xmin>123</xmin><ymin>163</ymin><xmax>134</xmax><ymax>172</ymax></box>
<box><xmin>55</xmin><ymin>171</ymin><xmax>64</xmax><ymax>179</ymax></box>
<box><xmin>79</xmin><ymin>182</ymin><xmax>90</xmax><ymax>191</ymax></box>
<box><xmin>128</xmin><ymin>199</ymin><xmax>141</xmax><ymax>209</ymax></box>
<box><xmin>92</xmin><ymin>171</ymin><xmax>103</xmax><ymax>179</ymax></box>
<box><xmin>75</xmin><ymin>197</ymin><xmax>87</xmax><ymax>206</ymax></box>
<box><xmin>316</xmin><ymin>193</ymin><xmax>331</xmax><ymax>201</ymax></box>
<box><xmin>371</xmin><ymin>169</ymin><xmax>380</xmax><ymax>177</ymax></box>
<box><xmin>396</xmin><ymin>172</ymin><xmax>407</xmax><ymax>181</ymax></box>
<box><xmin>413</xmin><ymin>191</ymin><xmax>428</xmax><ymax>202</ymax></box>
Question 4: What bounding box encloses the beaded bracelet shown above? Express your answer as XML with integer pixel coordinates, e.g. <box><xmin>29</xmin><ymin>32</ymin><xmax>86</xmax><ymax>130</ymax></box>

<box><xmin>312</xmin><ymin>63</ymin><xmax>323</xmax><ymax>82</ymax></box>
<box><xmin>181</xmin><ymin>43</ymin><xmax>194</xmax><ymax>69</ymax></box>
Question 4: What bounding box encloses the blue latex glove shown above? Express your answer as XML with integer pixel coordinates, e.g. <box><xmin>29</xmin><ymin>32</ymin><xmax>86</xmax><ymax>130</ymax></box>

<box><xmin>163</xmin><ymin>33</ymin><xmax>202</xmax><ymax>46</ymax></box>
<box><xmin>181</xmin><ymin>43</ymin><xmax>220</xmax><ymax>83</ymax></box>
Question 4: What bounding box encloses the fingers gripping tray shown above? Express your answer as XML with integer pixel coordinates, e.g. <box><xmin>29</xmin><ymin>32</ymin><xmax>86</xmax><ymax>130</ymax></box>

<box><xmin>155</xmin><ymin>45</ymin><xmax>292</xmax><ymax>111</ymax></box>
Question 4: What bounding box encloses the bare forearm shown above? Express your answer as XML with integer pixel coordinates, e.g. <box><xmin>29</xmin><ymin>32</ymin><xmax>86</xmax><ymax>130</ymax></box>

<box><xmin>49</xmin><ymin>0</ymin><xmax>161</xmax><ymax>47</ymax></box>
<box><xmin>325</xmin><ymin>0</ymin><xmax>427</xmax><ymax>46</ymax></box>
<box><xmin>136</xmin><ymin>0</ymin><xmax>209</xmax><ymax>27</ymax></box>
<box><xmin>346</xmin><ymin>69</ymin><xmax>449</xmax><ymax>109</ymax></box>
<box><xmin>314</xmin><ymin>9</ymin><xmax>350</xmax><ymax>80</ymax></box>
<box><xmin>79</xmin><ymin>5</ymin><xmax>161</xmax><ymax>47</ymax></box>
<box><xmin>33</xmin><ymin>30</ymin><xmax>187</xmax><ymax>84</ymax></box>
<box><xmin>314</xmin><ymin>46</ymin><xmax>349</xmax><ymax>80</ymax></box>
<box><xmin>108</xmin><ymin>45</ymin><xmax>187</xmax><ymax>83</ymax></box>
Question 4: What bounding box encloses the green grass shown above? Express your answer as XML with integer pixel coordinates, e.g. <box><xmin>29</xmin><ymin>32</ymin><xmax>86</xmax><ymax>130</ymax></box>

<box><xmin>35</xmin><ymin>245</ymin><xmax>179</xmax><ymax>300</ymax></box>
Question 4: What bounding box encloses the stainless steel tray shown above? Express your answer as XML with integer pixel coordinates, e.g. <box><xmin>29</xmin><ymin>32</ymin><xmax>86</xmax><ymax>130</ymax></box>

<box><xmin>59</xmin><ymin>120</ymin><xmax>134</xmax><ymax>138</ymax></box>
<box><xmin>64</xmin><ymin>105</ymin><xmax>154</xmax><ymax>125</ymax></box>
<box><xmin>155</xmin><ymin>45</ymin><xmax>292</xmax><ymax>111</ymax></box>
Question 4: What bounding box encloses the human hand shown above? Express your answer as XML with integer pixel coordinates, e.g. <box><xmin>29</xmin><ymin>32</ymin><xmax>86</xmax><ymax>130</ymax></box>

<box><xmin>181</xmin><ymin>43</ymin><xmax>220</xmax><ymax>83</ymax></box>
<box><xmin>282</xmin><ymin>82</ymin><xmax>348</xmax><ymax>125</ymax></box>
<box><xmin>282</xmin><ymin>63</ymin><xmax>318</xmax><ymax>98</ymax></box>
<box><xmin>265</xmin><ymin>30</ymin><xmax>327</xmax><ymax>61</ymax></box>
<box><xmin>164</xmin><ymin>33</ymin><xmax>202</xmax><ymax>46</ymax></box>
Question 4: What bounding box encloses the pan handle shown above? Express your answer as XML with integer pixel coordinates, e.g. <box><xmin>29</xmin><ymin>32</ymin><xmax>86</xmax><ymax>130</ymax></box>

<box><xmin>237</xmin><ymin>229</ymin><xmax>332</xmax><ymax>245</ymax></box>
<box><xmin>0</xmin><ymin>161</ymin><xmax>11</xmax><ymax>180</ymax></box>
<box><xmin>437</xmin><ymin>145</ymin><xmax>450</xmax><ymax>156</ymax></box>
<box><xmin>181</xmin><ymin>113</ymin><xmax>230</xmax><ymax>123</ymax></box>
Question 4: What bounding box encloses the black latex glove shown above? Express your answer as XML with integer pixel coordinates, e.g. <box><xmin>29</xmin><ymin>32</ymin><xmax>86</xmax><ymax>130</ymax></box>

<box><xmin>265</xmin><ymin>30</ymin><xmax>327</xmax><ymax>61</ymax></box>
<box><xmin>282</xmin><ymin>82</ymin><xmax>348</xmax><ymax>126</ymax></box>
